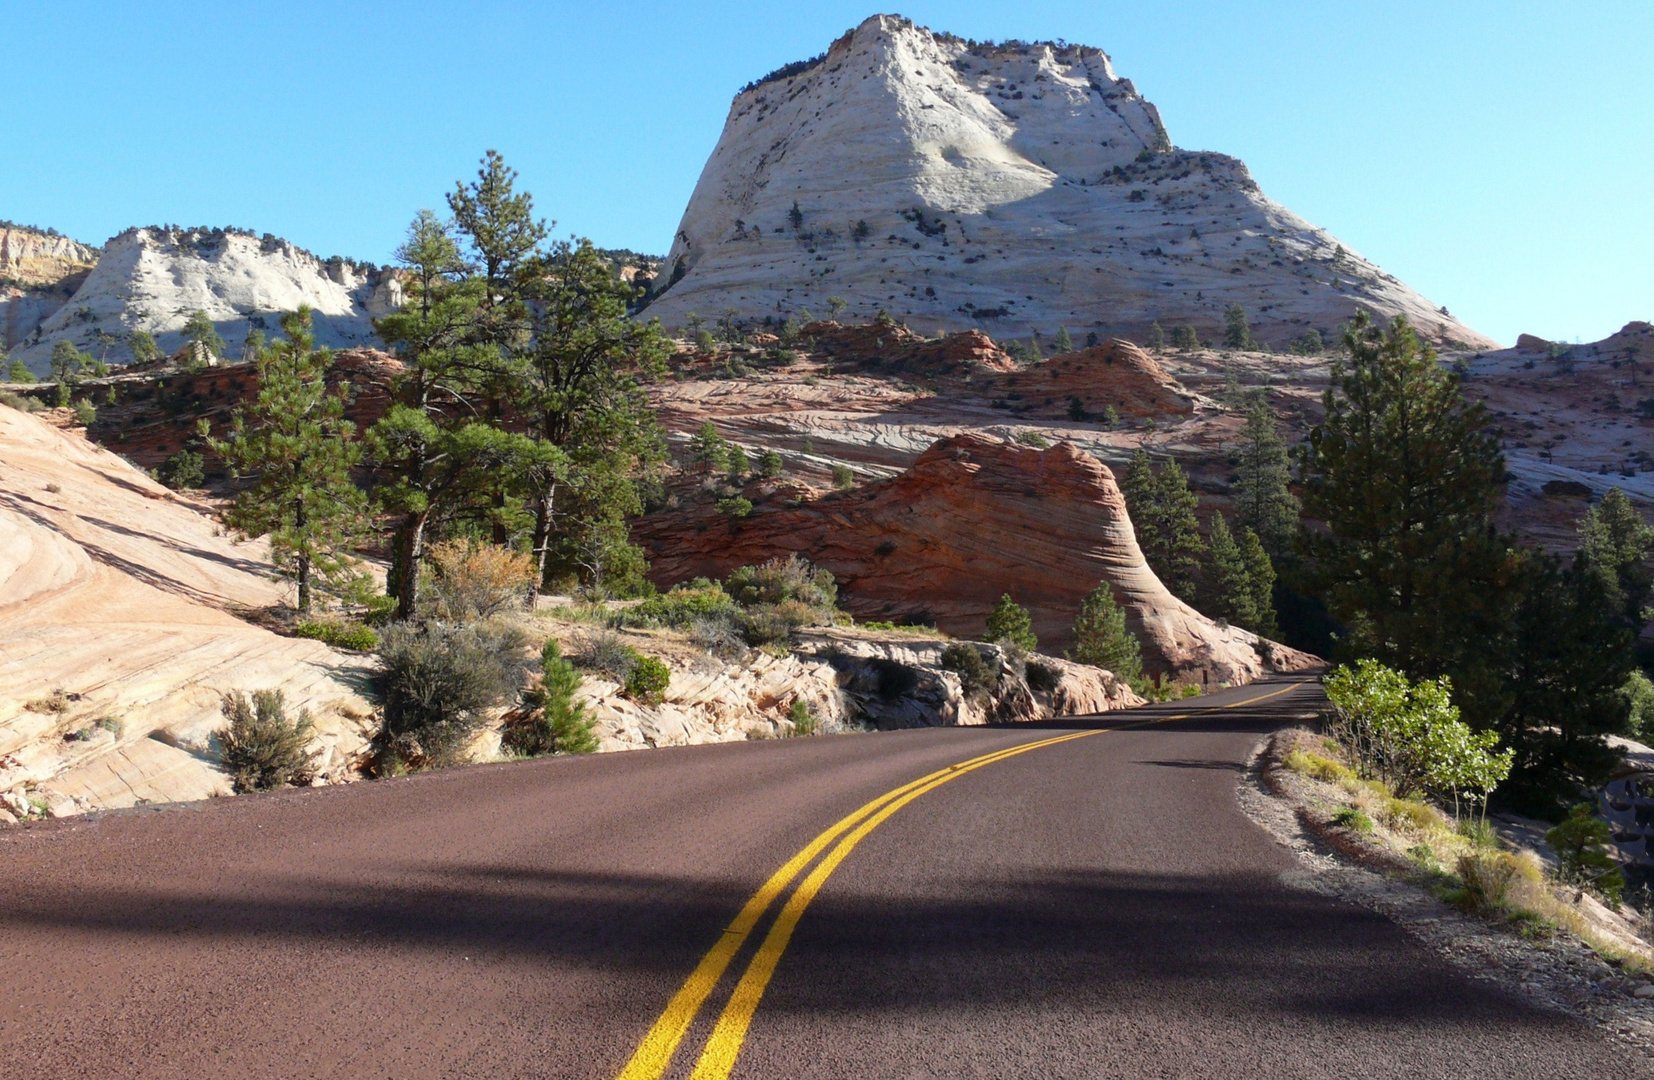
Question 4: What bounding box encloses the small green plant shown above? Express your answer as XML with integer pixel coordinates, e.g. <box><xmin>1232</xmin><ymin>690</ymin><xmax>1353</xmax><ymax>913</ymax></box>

<box><xmin>1545</xmin><ymin>804</ymin><xmax>1625</xmax><ymax>904</ymax></box>
<box><xmin>1283</xmin><ymin>749</ymin><xmax>1355</xmax><ymax>784</ymax></box>
<box><xmin>940</xmin><ymin>642</ymin><xmax>996</xmax><ymax>700</ymax></box>
<box><xmin>70</xmin><ymin>398</ymin><xmax>96</xmax><ymax>426</ymax></box>
<box><xmin>293</xmin><ymin>620</ymin><xmax>379</xmax><ymax>651</ymax></box>
<box><xmin>1455</xmin><ymin>817</ymin><xmax>1500</xmax><ymax>849</ymax></box>
<box><xmin>983</xmin><ymin>594</ymin><xmax>1037</xmax><ymax>651</ymax></box>
<box><xmin>1015</xmin><ymin>429</ymin><xmax>1050</xmax><ymax>448</ymax></box>
<box><xmin>219</xmin><ymin>689</ymin><xmax>317</xmax><ymax>793</ymax></box>
<box><xmin>1066</xmin><ymin>396</ymin><xmax>1088</xmax><ymax>421</ymax></box>
<box><xmin>759</xmin><ymin>449</ymin><xmax>785</xmax><ymax>477</ymax></box>
<box><xmin>788</xmin><ymin>697</ymin><xmax>819</xmax><ymax>736</ymax></box>
<box><xmin>831</xmin><ymin>464</ymin><xmax>855</xmax><ymax>489</ymax></box>
<box><xmin>1332</xmin><ymin>807</ymin><xmax>1374</xmax><ymax>834</ymax></box>
<box><xmin>716</xmin><ymin>496</ymin><xmax>753</xmax><ymax>518</ymax></box>
<box><xmin>625</xmin><ymin>655</ymin><xmax>672</xmax><ymax>703</ymax></box>
<box><xmin>156</xmin><ymin>449</ymin><xmax>205</xmax><ymax>490</ymax></box>
<box><xmin>505</xmin><ymin>639</ymin><xmax>599</xmax><ymax>756</ymax></box>
<box><xmin>1406</xmin><ymin>844</ymin><xmax>1442</xmax><ymax>873</ymax></box>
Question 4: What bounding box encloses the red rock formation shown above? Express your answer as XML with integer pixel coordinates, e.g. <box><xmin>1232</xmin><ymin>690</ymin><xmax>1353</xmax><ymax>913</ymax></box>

<box><xmin>1000</xmin><ymin>339</ymin><xmax>1196</xmax><ymax>419</ymax></box>
<box><xmin>802</xmin><ymin>320</ymin><xmax>1018</xmax><ymax>374</ymax></box>
<box><xmin>636</xmin><ymin>433</ymin><xmax>1315</xmax><ymax>685</ymax></box>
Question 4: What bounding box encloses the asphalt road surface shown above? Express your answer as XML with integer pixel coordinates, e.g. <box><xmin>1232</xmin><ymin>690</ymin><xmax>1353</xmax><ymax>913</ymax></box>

<box><xmin>1</xmin><ymin>678</ymin><xmax>1645</xmax><ymax>1079</ymax></box>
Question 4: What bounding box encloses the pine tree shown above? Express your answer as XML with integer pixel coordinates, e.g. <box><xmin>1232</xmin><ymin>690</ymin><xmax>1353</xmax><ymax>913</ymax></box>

<box><xmin>1230</xmin><ymin>393</ymin><xmax>1299</xmax><ymax>557</ymax></box>
<box><xmin>1068</xmin><ymin>585</ymin><xmax>1143</xmax><ymax>687</ymax></box>
<box><xmin>127</xmin><ymin>329</ymin><xmax>161</xmax><ymax>366</ymax></box>
<box><xmin>6</xmin><ymin>354</ymin><xmax>33</xmax><ymax>383</ymax></box>
<box><xmin>1578</xmin><ymin>487</ymin><xmax>1653</xmax><ymax>630</ymax></box>
<box><xmin>1223</xmin><ymin>304</ymin><xmax>1252</xmax><ymax>350</ymax></box>
<box><xmin>1120</xmin><ymin>451</ymin><xmax>1204</xmax><ymax>602</ymax></box>
<box><xmin>1204</xmin><ymin>513</ymin><xmax>1255</xmax><ymax>627</ymax></box>
<box><xmin>1052</xmin><ymin>326</ymin><xmax>1074</xmax><ymax>353</ymax></box>
<box><xmin>984</xmin><ymin>594</ymin><xmax>1038</xmax><ymax>651</ymax></box>
<box><xmin>1297</xmin><ymin>312</ymin><xmax>1508</xmax><ymax>685</ymax></box>
<box><xmin>690</xmin><ymin>421</ymin><xmax>730</xmax><ymax>472</ymax></box>
<box><xmin>1237</xmin><ymin>524</ymin><xmax>1278</xmax><ymax>637</ymax></box>
<box><xmin>1146</xmin><ymin>321</ymin><xmax>1165</xmax><ymax>350</ymax></box>
<box><xmin>181</xmin><ymin>310</ymin><xmax>225</xmax><ymax>362</ymax></box>
<box><xmin>211</xmin><ymin>306</ymin><xmax>366</xmax><ymax>613</ymax></box>
<box><xmin>50</xmin><ymin>340</ymin><xmax>89</xmax><ymax>384</ymax></box>
<box><xmin>447</xmin><ymin>149</ymin><xmax>547</xmax><ymax>315</ymax></box>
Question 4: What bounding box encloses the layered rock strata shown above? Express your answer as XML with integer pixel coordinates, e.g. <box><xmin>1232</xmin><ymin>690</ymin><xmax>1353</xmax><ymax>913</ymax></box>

<box><xmin>636</xmin><ymin>432</ymin><xmax>1317</xmax><ymax>684</ymax></box>
<box><xmin>643</xmin><ymin>14</ymin><xmax>1497</xmax><ymax>349</ymax></box>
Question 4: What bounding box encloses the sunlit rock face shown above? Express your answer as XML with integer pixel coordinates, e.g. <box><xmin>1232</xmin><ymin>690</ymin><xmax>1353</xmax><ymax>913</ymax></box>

<box><xmin>643</xmin><ymin>14</ymin><xmax>1496</xmax><ymax>350</ymax></box>
<box><xmin>11</xmin><ymin>226</ymin><xmax>400</xmax><ymax>375</ymax></box>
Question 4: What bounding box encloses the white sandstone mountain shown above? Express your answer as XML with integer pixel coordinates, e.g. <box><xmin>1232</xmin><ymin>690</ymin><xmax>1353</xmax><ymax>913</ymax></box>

<box><xmin>7</xmin><ymin>226</ymin><xmax>400</xmax><ymax>375</ymax></box>
<box><xmin>643</xmin><ymin>14</ymin><xmax>1497</xmax><ymax>349</ymax></box>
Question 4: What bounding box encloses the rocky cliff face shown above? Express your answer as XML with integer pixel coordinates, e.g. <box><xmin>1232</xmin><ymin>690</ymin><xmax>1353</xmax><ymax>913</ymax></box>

<box><xmin>643</xmin><ymin>14</ymin><xmax>1496</xmax><ymax>350</ymax></box>
<box><xmin>0</xmin><ymin>226</ymin><xmax>101</xmax><ymax>353</ymax></box>
<box><xmin>10</xmin><ymin>226</ymin><xmax>401</xmax><ymax>375</ymax></box>
<box><xmin>636</xmin><ymin>432</ymin><xmax>1316</xmax><ymax>685</ymax></box>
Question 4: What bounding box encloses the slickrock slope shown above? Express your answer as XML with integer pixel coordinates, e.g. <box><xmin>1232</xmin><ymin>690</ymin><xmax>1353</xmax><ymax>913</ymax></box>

<box><xmin>0</xmin><ymin>404</ymin><xmax>373</xmax><ymax>818</ymax></box>
<box><xmin>1004</xmin><ymin>338</ymin><xmax>1199</xmax><ymax>418</ymax></box>
<box><xmin>636</xmin><ymin>433</ymin><xmax>1316</xmax><ymax>685</ymax></box>
<box><xmin>11</xmin><ymin>226</ymin><xmax>401</xmax><ymax>376</ymax></box>
<box><xmin>643</xmin><ymin>14</ymin><xmax>1496</xmax><ymax>350</ymax></box>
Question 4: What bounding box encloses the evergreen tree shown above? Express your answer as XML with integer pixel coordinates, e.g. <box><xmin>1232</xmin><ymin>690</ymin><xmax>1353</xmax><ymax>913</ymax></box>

<box><xmin>50</xmin><ymin>340</ymin><xmax>89</xmax><ymax>384</ymax></box>
<box><xmin>1146</xmin><ymin>321</ymin><xmax>1165</xmax><ymax>350</ymax></box>
<box><xmin>6</xmin><ymin>355</ymin><xmax>33</xmax><ymax>383</ymax></box>
<box><xmin>447</xmin><ymin>149</ymin><xmax>548</xmax><ymax>317</ymax></box>
<box><xmin>690</xmin><ymin>421</ymin><xmax>730</xmax><ymax>472</ymax></box>
<box><xmin>1171</xmin><ymin>324</ymin><xmax>1200</xmax><ymax>350</ymax></box>
<box><xmin>1230</xmin><ymin>393</ymin><xmax>1299</xmax><ymax>557</ymax></box>
<box><xmin>1052</xmin><ymin>326</ymin><xmax>1074</xmax><ymax>353</ymax></box>
<box><xmin>1223</xmin><ymin>304</ymin><xmax>1252</xmax><ymax>350</ymax></box>
<box><xmin>1578</xmin><ymin>487</ymin><xmax>1653</xmax><ymax>630</ymax></box>
<box><xmin>127</xmin><ymin>329</ymin><xmax>160</xmax><ymax>366</ymax></box>
<box><xmin>1120</xmin><ymin>450</ymin><xmax>1204</xmax><ymax>602</ymax></box>
<box><xmin>758</xmin><ymin>449</ymin><xmax>784</xmax><ymax>477</ymax></box>
<box><xmin>512</xmin><ymin>237</ymin><xmax>667</xmax><ymax>592</ymax></box>
<box><xmin>210</xmin><ymin>307</ymin><xmax>366</xmax><ymax>613</ymax></box>
<box><xmin>1237</xmin><ymin>524</ymin><xmax>1278</xmax><ymax>637</ymax></box>
<box><xmin>1296</xmin><ymin>312</ymin><xmax>1508</xmax><ymax>689</ymax></box>
<box><xmin>1068</xmin><ymin>585</ymin><xmax>1143</xmax><ymax>687</ymax></box>
<box><xmin>1203</xmin><ymin>513</ymin><xmax>1255</xmax><ymax>627</ymax></box>
<box><xmin>181</xmin><ymin>310</ymin><xmax>225</xmax><ymax>361</ymax></box>
<box><xmin>984</xmin><ymin>594</ymin><xmax>1037</xmax><ymax>651</ymax></box>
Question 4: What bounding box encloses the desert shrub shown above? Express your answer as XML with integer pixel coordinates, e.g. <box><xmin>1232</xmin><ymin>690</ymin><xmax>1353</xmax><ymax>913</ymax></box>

<box><xmin>70</xmin><ymin>398</ymin><xmax>96</xmax><ymax>426</ymax></box>
<box><xmin>293</xmin><ymin>620</ymin><xmax>379</xmax><ymax>651</ymax></box>
<box><xmin>726</xmin><ymin>555</ymin><xmax>837</xmax><ymax>610</ymax></box>
<box><xmin>1015</xmin><ymin>429</ymin><xmax>1050</xmax><ymax>449</ymax></box>
<box><xmin>983</xmin><ymin>594</ymin><xmax>1037</xmax><ymax>651</ymax></box>
<box><xmin>1331</xmin><ymin>807</ymin><xmax>1374</xmax><ymax>834</ymax></box>
<box><xmin>1546</xmin><ymin>804</ymin><xmax>1625</xmax><ymax>903</ymax></box>
<box><xmin>374</xmin><ymin>620</ymin><xmax>528</xmax><ymax>770</ymax></box>
<box><xmin>624</xmin><ymin>583</ymin><xmax>737</xmax><ymax>628</ymax></box>
<box><xmin>716</xmin><ymin>496</ymin><xmax>753</xmax><ymax>518</ymax></box>
<box><xmin>691</xmin><ymin>613</ymin><xmax>750</xmax><ymax>660</ymax></box>
<box><xmin>788</xmin><ymin>697</ymin><xmax>819</xmax><ymax>736</ymax></box>
<box><xmin>759</xmin><ymin>449</ymin><xmax>785</xmax><ymax>477</ymax></box>
<box><xmin>1456</xmin><ymin>851</ymin><xmax>1524</xmax><ymax>912</ymax></box>
<box><xmin>156</xmin><ymin>449</ymin><xmax>205</xmax><ymax>490</ymax></box>
<box><xmin>831</xmin><ymin>464</ymin><xmax>855</xmax><ymax>489</ymax></box>
<box><xmin>940</xmin><ymin>643</ymin><xmax>995</xmax><ymax>700</ymax></box>
<box><xmin>219</xmin><ymin>689</ymin><xmax>317</xmax><ymax>793</ymax></box>
<box><xmin>423</xmin><ymin>539</ymin><xmax>537</xmax><ymax>622</ymax></box>
<box><xmin>1025</xmin><ymin>659</ymin><xmax>1061</xmax><ymax>693</ymax></box>
<box><xmin>0</xmin><ymin>388</ymin><xmax>41</xmax><ymax>412</ymax></box>
<box><xmin>1283</xmin><ymin>749</ymin><xmax>1356</xmax><ymax>784</ymax></box>
<box><xmin>1382</xmin><ymin>796</ymin><xmax>1446</xmax><ymax>834</ymax></box>
<box><xmin>625</xmin><ymin>655</ymin><xmax>672</xmax><ymax>702</ymax></box>
<box><xmin>504</xmin><ymin>639</ymin><xmax>598</xmax><ymax>756</ymax></box>
<box><xmin>1323</xmin><ymin>659</ymin><xmax>1512</xmax><ymax>810</ymax></box>
<box><xmin>25</xmin><ymin>690</ymin><xmax>71</xmax><ymax>713</ymax></box>
<box><xmin>582</xmin><ymin>629</ymin><xmax>639</xmax><ymax>683</ymax></box>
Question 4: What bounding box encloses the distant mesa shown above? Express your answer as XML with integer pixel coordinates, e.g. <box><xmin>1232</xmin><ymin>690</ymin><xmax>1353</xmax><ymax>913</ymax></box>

<box><xmin>640</xmin><ymin>13</ymin><xmax>1498</xmax><ymax>350</ymax></box>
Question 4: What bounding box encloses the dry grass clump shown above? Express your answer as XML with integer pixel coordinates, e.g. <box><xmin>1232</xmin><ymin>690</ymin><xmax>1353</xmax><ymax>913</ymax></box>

<box><xmin>424</xmin><ymin>539</ymin><xmax>537</xmax><ymax>622</ymax></box>
<box><xmin>24</xmin><ymin>690</ymin><xmax>71</xmax><ymax>714</ymax></box>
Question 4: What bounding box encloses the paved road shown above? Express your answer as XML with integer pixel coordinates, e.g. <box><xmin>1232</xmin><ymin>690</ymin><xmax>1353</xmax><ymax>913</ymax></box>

<box><xmin>0</xmin><ymin>678</ymin><xmax>1644</xmax><ymax>1079</ymax></box>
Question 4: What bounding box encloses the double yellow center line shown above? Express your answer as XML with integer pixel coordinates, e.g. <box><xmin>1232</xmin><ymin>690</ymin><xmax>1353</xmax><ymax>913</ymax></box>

<box><xmin>615</xmin><ymin>681</ymin><xmax>1305</xmax><ymax>1080</ymax></box>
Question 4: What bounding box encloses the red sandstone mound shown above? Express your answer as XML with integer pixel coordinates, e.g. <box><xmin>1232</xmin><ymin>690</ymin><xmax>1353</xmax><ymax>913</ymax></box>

<box><xmin>637</xmin><ymin>433</ymin><xmax>1315</xmax><ymax>685</ymax></box>
<box><xmin>1002</xmin><ymin>339</ymin><xmax>1197</xmax><ymax>419</ymax></box>
<box><xmin>802</xmin><ymin>321</ymin><xmax>1018</xmax><ymax>375</ymax></box>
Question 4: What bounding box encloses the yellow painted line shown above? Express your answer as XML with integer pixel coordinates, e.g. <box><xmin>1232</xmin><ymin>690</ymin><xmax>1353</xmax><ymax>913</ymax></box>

<box><xmin>620</xmin><ymin>679</ymin><xmax>1310</xmax><ymax>1080</ymax></box>
<box><xmin>612</xmin><ymin>729</ymin><xmax>1097</xmax><ymax>1080</ymax></box>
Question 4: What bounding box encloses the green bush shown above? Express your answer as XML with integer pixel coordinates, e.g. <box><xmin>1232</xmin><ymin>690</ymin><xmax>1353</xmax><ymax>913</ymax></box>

<box><xmin>0</xmin><ymin>388</ymin><xmax>40</xmax><ymax>412</ymax></box>
<box><xmin>1015</xmin><ymin>430</ymin><xmax>1050</xmax><ymax>448</ymax></box>
<box><xmin>294</xmin><ymin>620</ymin><xmax>379</xmax><ymax>651</ymax></box>
<box><xmin>70</xmin><ymin>398</ymin><xmax>96</xmax><ymax>426</ymax></box>
<box><xmin>156</xmin><ymin>449</ymin><xmax>205</xmax><ymax>490</ymax></box>
<box><xmin>1283</xmin><ymin>749</ymin><xmax>1355</xmax><ymax>784</ymax></box>
<box><xmin>374</xmin><ymin>620</ymin><xmax>528</xmax><ymax>770</ymax></box>
<box><xmin>940</xmin><ymin>643</ymin><xmax>995</xmax><ymax>700</ymax></box>
<box><xmin>1331</xmin><ymin>807</ymin><xmax>1374</xmax><ymax>834</ymax></box>
<box><xmin>625</xmin><ymin>655</ymin><xmax>672</xmax><ymax>702</ymax></box>
<box><xmin>831</xmin><ymin>464</ymin><xmax>855</xmax><ymax>489</ymax></box>
<box><xmin>716</xmin><ymin>496</ymin><xmax>753</xmax><ymax>518</ymax></box>
<box><xmin>1455</xmin><ymin>851</ymin><xmax>1524</xmax><ymax>912</ymax></box>
<box><xmin>726</xmin><ymin>555</ymin><xmax>837</xmax><ymax>609</ymax></box>
<box><xmin>1621</xmin><ymin>669</ymin><xmax>1654</xmax><ymax>739</ymax></box>
<box><xmin>624</xmin><ymin>583</ymin><xmax>737</xmax><ymax>629</ymax></box>
<box><xmin>1545</xmin><ymin>804</ymin><xmax>1624</xmax><ymax>904</ymax></box>
<box><xmin>759</xmin><ymin>449</ymin><xmax>785</xmax><ymax>477</ymax></box>
<box><xmin>788</xmin><ymin>697</ymin><xmax>818</xmax><ymax>736</ymax></box>
<box><xmin>983</xmin><ymin>594</ymin><xmax>1037</xmax><ymax>651</ymax></box>
<box><xmin>505</xmin><ymin>639</ymin><xmax>598</xmax><ymax>756</ymax></box>
<box><xmin>219</xmin><ymin>689</ymin><xmax>316</xmax><ymax>793</ymax></box>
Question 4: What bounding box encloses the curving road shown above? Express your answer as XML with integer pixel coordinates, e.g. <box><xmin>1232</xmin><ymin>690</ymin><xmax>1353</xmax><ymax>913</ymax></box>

<box><xmin>0</xmin><ymin>679</ymin><xmax>1644</xmax><ymax>1078</ymax></box>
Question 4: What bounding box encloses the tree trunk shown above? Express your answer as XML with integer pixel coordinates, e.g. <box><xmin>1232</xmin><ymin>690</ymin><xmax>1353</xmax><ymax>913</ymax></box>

<box><xmin>531</xmin><ymin>481</ymin><xmax>557</xmax><ymax>591</ymax></box>
<box><xmin>294</xmin><ymin>498</ymin><xmax>311</xmax><ymax>614</ymax></box>
<box><xmin>394</xmin><ymin>511</ymin><xmax>429</xmax><ymax>620</ymax></box>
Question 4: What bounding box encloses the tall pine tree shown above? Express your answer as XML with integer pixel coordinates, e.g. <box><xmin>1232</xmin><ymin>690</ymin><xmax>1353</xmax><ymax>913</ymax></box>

<box><xmin>211</xmin><ymin>307</ymin><xmax>366</xmax><ymax>613</ymax></box>
<box><xmin>1120</xmin><ymin>450</ymin><xmax>1204</xmax><ymax>602</ymax></box>
<box><xmin>1578</xmin><ymin>487</ymin><xmax>1654</xmax><ymax>632</ymax></box>
<box><xmin>1068</xmin><ymin>584</ymin><xmax>1143</xmax><ymax>688</ymax></box>
<box><xmin>1230</xmin><ymin>393</ymin><xmax>1299</xmax><ymax>557</ymax></box>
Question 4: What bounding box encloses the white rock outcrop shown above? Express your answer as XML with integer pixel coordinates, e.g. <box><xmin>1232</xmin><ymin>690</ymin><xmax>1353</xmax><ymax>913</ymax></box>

<box><xmin>11</xmin><ymin>226</ymin><xmax>401</xmax><ymax>375</ymax></box>
<box><xmin>643</xmin><ymin>14</ymin><xmax>1496</xmax><ymax>349</ymax></box>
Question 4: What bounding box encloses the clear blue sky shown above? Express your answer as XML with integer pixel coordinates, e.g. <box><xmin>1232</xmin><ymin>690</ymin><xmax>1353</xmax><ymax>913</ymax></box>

<box><xmin>5</xmin><ymin>2</ymin><xmax>1649</xmax><ymax>346</ymax></box>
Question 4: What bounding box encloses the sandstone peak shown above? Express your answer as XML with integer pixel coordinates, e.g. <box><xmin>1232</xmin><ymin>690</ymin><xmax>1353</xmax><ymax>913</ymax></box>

<box><xmin>643</xmin><ymin>14</ymin><xmax>1497</xmax><ymax>350</ymax></box>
